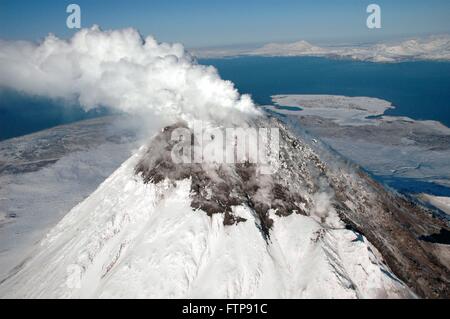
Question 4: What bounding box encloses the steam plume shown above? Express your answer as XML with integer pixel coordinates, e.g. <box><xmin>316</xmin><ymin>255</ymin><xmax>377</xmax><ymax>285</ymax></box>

<box><xmin>0</xmin><ymin>26</ymin><xmax>259</xmax><ymax>123</ymax></box>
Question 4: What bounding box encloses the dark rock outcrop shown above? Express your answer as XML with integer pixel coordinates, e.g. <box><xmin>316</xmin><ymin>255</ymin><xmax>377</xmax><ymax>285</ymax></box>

<box><xmin>135</xmin><ymin>117</ymin><xmax>450</xmax><ymax>298</ymax></box>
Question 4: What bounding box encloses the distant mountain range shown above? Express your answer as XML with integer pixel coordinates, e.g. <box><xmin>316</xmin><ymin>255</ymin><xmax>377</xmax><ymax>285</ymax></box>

<box><xmin>193</xmin><ymin>35</ymin><xmax>450</xmax><ymax>62</ymax></box>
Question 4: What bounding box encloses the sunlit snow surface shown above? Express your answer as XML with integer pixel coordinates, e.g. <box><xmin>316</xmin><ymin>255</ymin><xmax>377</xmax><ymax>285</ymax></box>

<box><xmin>0</xmin><ymin>116</ymin><xmax>143</xmax><ymax>282</ymax></box>
<box><xmin>0</xmin><ymin>146</ymin><xmax>412</xmax><ymax>298</ymax></box>
<box><xmin>0</xmin><ymin>95</ymin><xmax>447</xmax><ymax>298</ymax></box>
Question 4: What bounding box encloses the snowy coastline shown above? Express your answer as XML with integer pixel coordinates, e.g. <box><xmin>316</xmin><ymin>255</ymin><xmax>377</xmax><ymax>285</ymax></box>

<box><xmin>265</xmin><ymin>94</ymin><xmax>450</xmax><ymax>216</ymax></box>
<box><xmin>194</xmin><ymin>35</ymin><xmax>450</xmax><ymax>63</ymax></box>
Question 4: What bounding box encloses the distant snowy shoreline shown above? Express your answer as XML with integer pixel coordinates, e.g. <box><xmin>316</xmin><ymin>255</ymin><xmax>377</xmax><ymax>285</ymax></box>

<box><xmin>193</xmin><ymin>35</ymin><xmax>450</xmax><ymax>63</ymax></box>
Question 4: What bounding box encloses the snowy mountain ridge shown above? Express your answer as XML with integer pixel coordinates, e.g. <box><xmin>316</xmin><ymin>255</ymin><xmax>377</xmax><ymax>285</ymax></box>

<box><xmin>194</xmin><ymin>35</ymin><xmax>450</xmax><ymax>62</ymax></box>
<box><xmin>0</xmin><ymin>116</ymin><xmax>448</xmax><ymax>298</ymax></box>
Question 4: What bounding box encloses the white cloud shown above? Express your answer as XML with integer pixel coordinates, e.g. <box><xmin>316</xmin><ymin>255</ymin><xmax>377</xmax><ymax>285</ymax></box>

<box><xmin>0</xmin><ymin>26</ymin><xmax>259</xmax><ymax>124</ymax></box>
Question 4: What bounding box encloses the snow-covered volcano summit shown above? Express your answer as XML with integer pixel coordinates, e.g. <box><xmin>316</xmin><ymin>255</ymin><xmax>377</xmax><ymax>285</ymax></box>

<box><xmin>0</xmin><ymin>115</ymin><xmax>448</xmax><ymax>299</ymax></box>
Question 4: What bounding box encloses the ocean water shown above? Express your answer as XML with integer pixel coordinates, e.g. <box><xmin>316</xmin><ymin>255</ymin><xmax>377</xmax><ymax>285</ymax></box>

<box><xmin>201</xmin><ymin>57</ymin><xmax>450</xmax><ymax>199</ymax></box>
<box><xmin>0</xmin><ymin>89</ymin><xmax>110</xmax><ymax>141</ymax></box>
<box><xmin>200</xmin><ymin>56</ymin><xmax>450</xmax><ymax>128</ymax></box>
<box><xmin>1</xmin><ymin>56</ymin><xmax>450</xmax><ymax>140</ymax></box>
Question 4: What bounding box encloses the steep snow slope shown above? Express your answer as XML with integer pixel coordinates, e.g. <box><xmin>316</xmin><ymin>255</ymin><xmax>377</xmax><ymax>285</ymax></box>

<box><xmin>0</xmin><ymin>147</ymin><xmax>411</xmax><ymax>298</ymax></box>
<box><xmin>0</xmin><ymin>116</ymin><xmax>448</xmax><ymax>298</ymax></box>
<box><xmin>0</xmin><ymin>116</ymin><xmax>141</xmax><ymax>282</ymax></box>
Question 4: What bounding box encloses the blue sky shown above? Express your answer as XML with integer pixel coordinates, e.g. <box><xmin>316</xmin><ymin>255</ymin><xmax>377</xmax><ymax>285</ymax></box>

<box><xmin>1</xmin><ymin>0</ymin><xmax>449</xmax><ymax>47</ymax></box>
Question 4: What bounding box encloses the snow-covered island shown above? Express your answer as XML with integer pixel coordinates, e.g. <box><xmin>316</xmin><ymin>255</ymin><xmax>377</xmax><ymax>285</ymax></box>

<box><xmin>268</xmin><ymin>95</ymin><xmax>394</xmax><ymax>126</ymax></box>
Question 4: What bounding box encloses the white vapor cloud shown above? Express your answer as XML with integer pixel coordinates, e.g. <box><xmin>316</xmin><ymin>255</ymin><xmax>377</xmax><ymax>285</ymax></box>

<box><xmin>0</xmin><ymin>26</ymin><xmax>259</xmax><ymax>123</ymax></box>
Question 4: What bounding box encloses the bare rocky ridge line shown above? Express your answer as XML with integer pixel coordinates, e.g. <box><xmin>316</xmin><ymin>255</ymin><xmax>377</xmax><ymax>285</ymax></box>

<box><xmin>135</xmin><ymin>122</ymin><xmax>309</xmax><ymax>240</ymax></box>
<box><xmin>330</xmin><ymin>170</ymin><xmax>450</xmax><ymax>299</ymax></box>
<box><xmin>135</xmin><ymin>116</ymin><xmax>449</xmax><ymax>298</ymax></box>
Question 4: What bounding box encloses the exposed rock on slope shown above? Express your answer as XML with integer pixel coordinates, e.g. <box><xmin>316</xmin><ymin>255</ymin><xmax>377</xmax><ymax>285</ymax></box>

<box><xmin>135</xmin><ymin>117</ymin><xmax>450</xmax><ymax>298</ymax></box>
<box><xmin>0</xmin><ymin>115</ymin><xmax>448</xmax><ymax>298</ymax></box>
